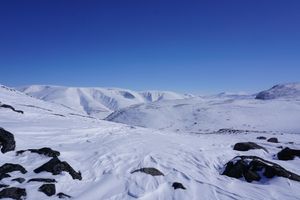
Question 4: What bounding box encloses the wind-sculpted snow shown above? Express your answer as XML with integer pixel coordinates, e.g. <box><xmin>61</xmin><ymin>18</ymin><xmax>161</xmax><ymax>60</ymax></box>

<box><xmin>17</xmin><ymin>85</ymin><xmax>191</xmax><ymax>119</ymax></box>
<box><xmin>1</xmin><ymin>117</ymin><xmax>299</xmax><ymax>199</ymax></box>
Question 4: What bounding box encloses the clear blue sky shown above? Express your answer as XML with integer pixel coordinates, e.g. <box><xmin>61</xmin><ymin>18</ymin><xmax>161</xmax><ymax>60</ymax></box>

<box><xmin>0</xmin><ymin>0</ymin><xmax>299</xmax><ymax>94</ymax></box>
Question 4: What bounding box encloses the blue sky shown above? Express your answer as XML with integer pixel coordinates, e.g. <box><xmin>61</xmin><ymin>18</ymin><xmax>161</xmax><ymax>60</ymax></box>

<box><xmin>0</xmin><ymin>0</ymin><xmax>299</xmax><ymax>94</ymax></box>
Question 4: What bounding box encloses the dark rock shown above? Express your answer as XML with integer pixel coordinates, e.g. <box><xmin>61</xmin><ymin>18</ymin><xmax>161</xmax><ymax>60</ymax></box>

<box><xmin>16</xmin><ymin>147</ymin><xmax>60</xmax><ymax>158</ymax></box>
<box><xmin>0</xmin><ymin>104</ymin><xmax>24</xmax><ymax>114</ymax></box>
<box><xmin>28</xmin><ymin>178</ymin><xmax>56</xmax><ymax>183</ymax></box>
<box><xmin>34</xmin><ymin>157</ymin><xmax>82</xmax><ymax>180</ymax></box>
<box><xmin>131</xmin><ymin>167</ymin><xmax>164</xmax><ymax>176</ymax></box>
<box><xmin>263</xmin><ymin>165</ymin><xmax>276</xmax><ymax>178</ymax></box>
<box><xmin>0</xmin><ymin>173</ymin><xmax>11</xmax><ymax>180</ymax></box>
<box><xmin>0</xmin><ymin>163</ymin><xmax>27</xmax><ymax>175</ymax></box>
<box><xmin>222</xmin><ymin>160</ymin><xmax>247</xmax><ymax>179</ymax></box>
<box><xmin>288</xmin><ymin>142</ymin><xmax>294</xmax><ymax>144</ymax></box>
<box><xmin>0</xmin><ymin>184</ymin><xmax>8</xmax><ymax>188</ymax></box>
<box><xmin>11</xmin><ymin>178</ymin><xmax>25</xmax><ymax>183</ymax></box>
<box><xmin>256</xmin><ymin>136</ymin><xmax>267</xmax><ymax>140</ymax></box>
<box><xmin>172</xmin><ymin>182</ymin><xmax>186</xmax><ymax>190</ymax></box>
<box><xmin>277</xmin><ymin>147</ymin><xmax>300</xmax><ymax>160</ymax></box>
<box><xmin>233</xmin><ymin>142</ymin><xmax>268</xmax><ymax>152</ymax></box>
<box><xmin>0</xmin><ymin>187</ymin><xmax>26</xmax><ymax>200</ymax></box>
<box><xmin>222</xmin><ymin>156</ymin><xmax>300</xmax><ymax>183</ymax></box>
<box><xmin>244</xmin><ymin>170</ymin><xmax>261</xmax><ymax>182</ymax></box>
<box><xmin>57</xmin><ymin>192</ymin><xmax>72</xmax><ymax>199</ymax></box>
<box><xmin>267</xmin><ymin>137</ymin><xmax>279</xmax><ymax>143</ymax></box>
<box><xmin>38</xmin><ymin>184</ymin><xmax>56</xmax><ymax>196</ymax></box>
<box><xmin>217</xmin><ymin>129</ymin><xmax>245</xmax><ymax>134</ymax></box>
<box><xmin>0</xmin><ymin>128</ymin><xmax>16</xmax><ymax>153</ymax></box>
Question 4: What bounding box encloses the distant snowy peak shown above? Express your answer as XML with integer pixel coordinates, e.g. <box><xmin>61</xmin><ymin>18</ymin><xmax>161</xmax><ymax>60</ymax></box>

<box><xmin>256</xmin><ymin>83</ymin><xmax>300</xmax><ymax>100</ymax></box>
<box><xmin>17</xmin><ymin>85</ymin><xmax>191</xmax><ymax>118</ymax></box>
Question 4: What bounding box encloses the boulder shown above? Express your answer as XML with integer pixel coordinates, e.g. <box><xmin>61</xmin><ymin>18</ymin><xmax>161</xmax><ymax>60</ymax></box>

<box><xmin>34</xmin><ymin>157</ymin><xmax>82</xmax><ymax>180</ymax></box>
<box><xmin>0</xmin><ymin>187</ymin><xmax>26</xmax><ymax>200</ymax></box>
<box><xmin>16</xmin><ymin>147</ymin><xmax>60</xmax><ymax>158</ymax></box>
<box><xmin>267</xmin><ymin>137</ymin><xmax>279</xmax><ymax>143</ymax></box>
<box><xmin>277</xmin><ymin>147</ymin><xmax>300</xmax><ymax>160</ymax></box>
<box><xmin>0</xmin><ymin>163</ymin><xmax>27</xmax><ymax>175</ymax></box>
<box><xmin>0</xmin><ymin>184</ymin><xmax>8</xmax><ymax>188</ymax></box>
<box><xmin>172</xmin><ymin>182</ymin><xmax>186</xmax><ymax>190</ymax></box>
<box><xmin>11</xmin><ymin>178</ymin><xmax>25</xmax><ymax>184</ymax></box>
<box><xmin>131</xmin><ymin>167</ymin><xmax>164</xmax><ymax>176</ymax></box>
<box><xmin>0</xmin><ymin>173</ymin><xmax>11</xmax><ymax>180</ymax></box>
<box><xmin>28</xmin><ymin>178</ymin><xmax>57</xmax><ymax>183</ymax></box>
<box><xmin>222</xmin><ymin>156</ymin><xmax>300</xmax><ymax>183</ymax></box>
<box><xmin>57</xmin><ymin>192</ymin><xmax>72</xmax><ymax>199</ymax></box>
<box><xmin>38</xmin><ymin>184</ymin><xmax>56</xmax><ymax>196</ymax></box>
<box><xmin>233</xmin><ymin>142</ymin><xmax>268</xmax><ymax>152</ymax></box>
<box><xmin>0</xmin><ymin>128</ymin><xmax>16</xmax><ymax>153</ymax></box>
<box><xmin>256</xmin><ymin>136</ymin><xmax>267</xmax><ymax>140</ymax></box>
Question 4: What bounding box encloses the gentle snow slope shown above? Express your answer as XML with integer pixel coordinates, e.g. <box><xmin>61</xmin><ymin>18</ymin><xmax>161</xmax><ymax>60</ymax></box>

<box><xmin>18</xmin><ymin>85</ymin><xmax>191</xmax><ymax>119</ymax></box>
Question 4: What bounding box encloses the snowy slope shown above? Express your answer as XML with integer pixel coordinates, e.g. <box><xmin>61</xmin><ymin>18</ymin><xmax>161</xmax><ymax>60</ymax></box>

<box><xmin>18</xmin><ymin>85</ymin><xmax>191</xmax><ymax>119</ymax></box>
<box><xmin>256</xmin><ymin>83</ymin><xmax>300</xmax><ymax>100</ymax></box>
<box><xmin>0</xmin><ymin>85</ymin><xmax>91</xmax><ymax>120</ymax></box>
<box><xmin>107</xmin><ymin>97</ymin><xmax>300</xmax><ymax>133</ymax></box>
<box><xmin>1</xmin><ymin>84</ymin><xmax>300</xmax><ymax>200</ymax></box>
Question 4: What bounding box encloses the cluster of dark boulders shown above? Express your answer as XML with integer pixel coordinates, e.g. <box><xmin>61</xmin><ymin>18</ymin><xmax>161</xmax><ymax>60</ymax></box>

<box><xmin>0</xmin><ymin>127</ymin><xmax>81</xmax><ymax>199</ymax></box>
<box><xmin>256</xmin><ymin>136</ymin><xmax>279</xmax><ymax>143</ymax></box>
<box><xmin>0</xmin><ymin>104</ymin><xmax>24</xmax><ymax>114</ymax></box>
<box><xmin>216</xmin><ymin>129</ymin><xmax>247</xmax><ymax>134</ymax></box>
<box><xmin>222</xmin><ymin>156</ymin><xmax>300</xmax><ymax>183</ymax></box>
<box><xmin>223</xmin><ymin>135</ymin><xmax>300</xmax><ymax>184</ymax></box>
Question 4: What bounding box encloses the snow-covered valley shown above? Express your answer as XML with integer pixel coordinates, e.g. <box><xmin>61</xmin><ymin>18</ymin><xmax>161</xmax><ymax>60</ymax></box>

<box><xmin>0</xmin><ymin>83</ymin><xmax>300</xmax><ymax>199</ymax></box>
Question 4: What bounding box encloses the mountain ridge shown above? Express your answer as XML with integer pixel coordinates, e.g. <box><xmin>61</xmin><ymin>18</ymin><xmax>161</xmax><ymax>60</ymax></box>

<box><xmin>18</xmin><ymin>85</ymin><xmax>193</xmax><ymax>119</ymax></box>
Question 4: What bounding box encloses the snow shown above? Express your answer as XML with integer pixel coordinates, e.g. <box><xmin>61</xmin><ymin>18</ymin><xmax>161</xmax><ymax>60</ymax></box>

<box><xmin>107</xmin><ymin>97</ymin><xmax>300</xmax><ymax>133</ymax></box>
<box><xmin>256</xmin><ymin>83</ymin><xmax>300</xmax><ymax>100</ymax></box>
<box><xmin>18</xmin><ymin>85</ymin><xmax>191</xmax><ymax>119</ymax></box>
<box><xmin>1</xmin><ymin>84</ymin><xmax>300</xmax><ymax>199</ymax></box>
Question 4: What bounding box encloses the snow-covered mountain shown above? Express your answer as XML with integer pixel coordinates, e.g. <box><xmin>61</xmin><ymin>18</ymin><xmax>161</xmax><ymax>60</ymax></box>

<box><xmin>256</xmin><ymin>83</ymin><xmax>300</xmax><ymax>100</ymax></box>
<box><xmin>106</xmin><ymin>96</ymin><xmax>300</xmax><ymax>133</ymax></box>
<box><xmin>1</xmin><ymin>84</ymin><xmax>300</xmax><ymax>200</ymax></box>
<box><xmin>18</xmin><ymin>85</ymin><xmax>192</xmax><ymax>119</ymax></box>
<box><xmin>0</xmin><ymin>84</ymin><xmax>89</xmax><ymax>119</ymax></box>
<box><xmin>106</xmin><ymin>83</ymin><xmax>300</xmax><ymax>133</ymax></box>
